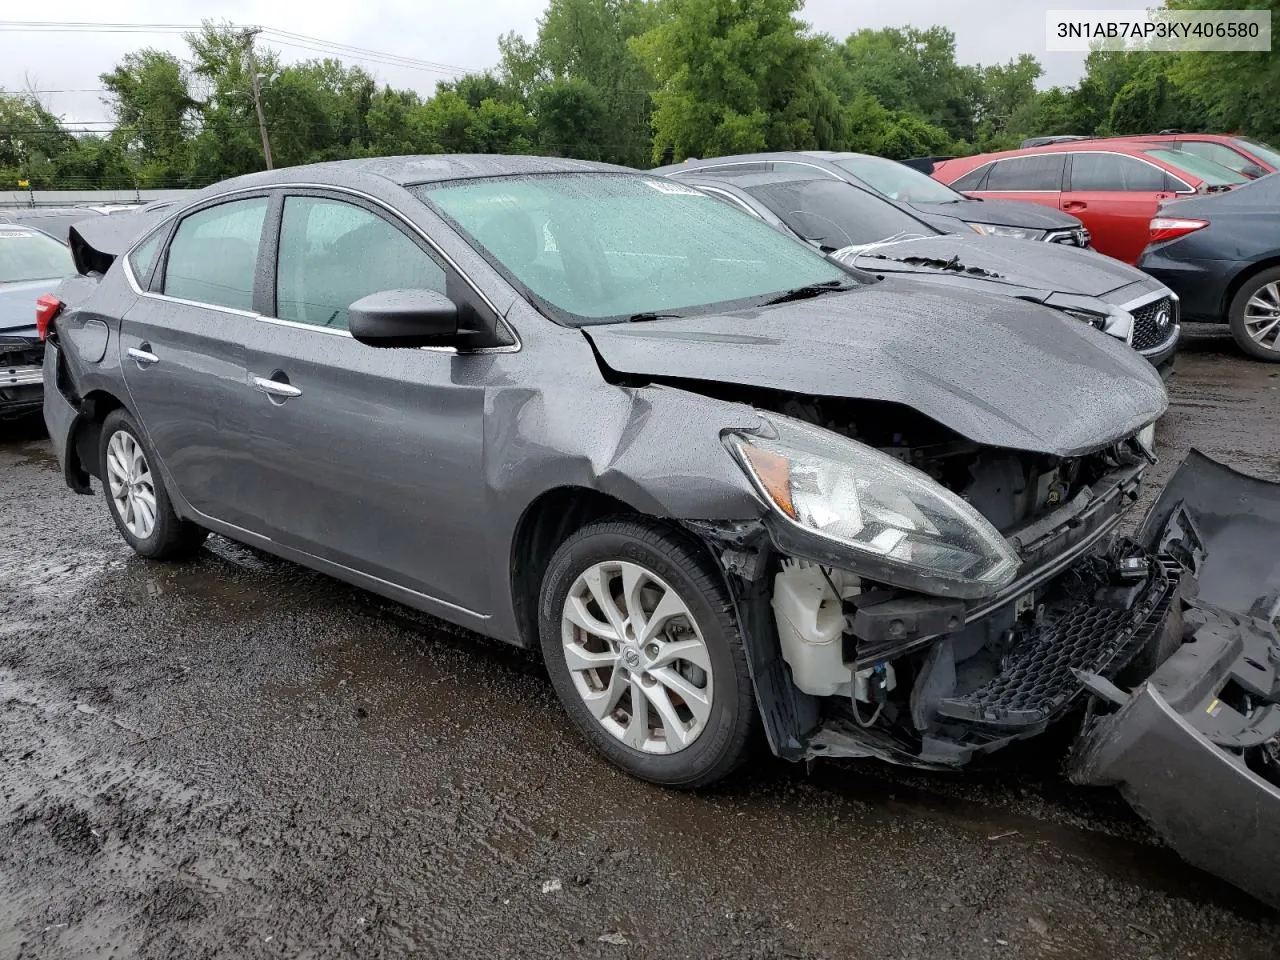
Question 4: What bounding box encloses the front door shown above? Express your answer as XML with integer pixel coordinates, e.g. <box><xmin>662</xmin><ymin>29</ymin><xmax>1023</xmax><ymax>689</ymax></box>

<box><xmin>240</xmin><ymin>193</ymin><xmax>492</xmax><ymax>616</ymax></box>
<box><xmin>1060</xmin><ymin>153</ymin><xmax>1177</xmax><ymax>264</ymax></box>
<box><xmin>119</xmin><ymin>195</ymin><xmax>269</xmax><ymax>528</ymax></box>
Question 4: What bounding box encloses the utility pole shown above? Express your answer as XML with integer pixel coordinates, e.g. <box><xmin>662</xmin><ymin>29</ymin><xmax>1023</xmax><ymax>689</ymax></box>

<box><xmin>242</xmin><ymin>27</ymin><xmax>274</xmax><ymax>170</ymax></box>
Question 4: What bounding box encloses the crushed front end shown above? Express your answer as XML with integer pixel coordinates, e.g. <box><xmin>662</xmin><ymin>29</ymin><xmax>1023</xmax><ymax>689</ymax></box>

<box><xmin>690</xmin><ymin>399</ymin><xmax>1279</xmax><ymax>907</ymax></box>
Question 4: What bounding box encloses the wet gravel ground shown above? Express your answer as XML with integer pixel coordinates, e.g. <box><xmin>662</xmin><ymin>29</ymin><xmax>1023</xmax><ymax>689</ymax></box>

<box><xmin>2</xmin><ymin>326</ymin><xmax>1279</xmax><ymax>960</ymax></box>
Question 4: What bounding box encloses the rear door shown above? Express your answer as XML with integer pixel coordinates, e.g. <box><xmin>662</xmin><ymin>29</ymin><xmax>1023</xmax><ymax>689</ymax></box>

<box><xmin>239</xmin><ymin>190</ymin><xmax>492</xmax><ymax>615</ymax></box>
<box><xmin>964</xmin><ymin>153</ymin><xmax>1065</xmax><ymax>212</ymax></box>
<box><xmin>119</xmin><ymin>194</ymin><xmax>269</xmax><ymax>527</ymax></box>
<box><xmin>1059</xmin><ymin>152</ymin><xmax>1182</xmax><ymax>263</ymax></box>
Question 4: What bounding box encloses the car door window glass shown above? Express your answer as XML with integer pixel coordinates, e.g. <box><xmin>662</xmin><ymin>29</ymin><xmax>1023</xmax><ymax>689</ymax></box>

<box><xmin>163</xmin><ymin>198</ymin><xmax>268</xmax><ymax>311</ymax></box>
<box><xmin>128</xmin><ymin>229</ymin><xmax>164</xmax><ymax>288</ymax></box>
<box><xmin>983</xmin><ymin>155</ymin><xmax>1065</xmax><ymax>191</ymax></box>
<box><xmin>276</xmin><ymin>197</ymin><xmax>446</xmax><ymax>330</ymax></box>
<box><xmin>950</xmin><ymin>164</ymin><xmax>991</xmax><ymax>191</ymax></box>
<box><xmin>1069</xmin><ymin>154</ymin><xmax>1164</xmax><ymax>191</ymax></box>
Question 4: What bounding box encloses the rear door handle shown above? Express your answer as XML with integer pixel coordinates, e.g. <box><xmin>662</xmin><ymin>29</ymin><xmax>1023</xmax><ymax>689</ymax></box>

<box><xmin>252</xmin><ymin>375</ymin><xmax>302</xmax><ymax>399</ymax></box>
<box><xmin>1062</xmin><ymin>201</ymin><xmax>1088</xmax><ymax>211</ymax></box>
<box><xmin>127</xmin><ymin>345</ymin><xmax>159</xmax><ymax>366</ymax></box>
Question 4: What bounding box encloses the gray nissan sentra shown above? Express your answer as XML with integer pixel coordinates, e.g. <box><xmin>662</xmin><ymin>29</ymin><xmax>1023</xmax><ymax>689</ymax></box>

<box><xmin>40</xmin><ymin>156</ymin><xmax>1280</xmax><ymax>907</ymax></box>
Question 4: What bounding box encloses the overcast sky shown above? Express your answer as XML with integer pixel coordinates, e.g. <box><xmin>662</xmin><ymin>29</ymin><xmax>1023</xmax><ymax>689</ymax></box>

<box><xmin>1</xmin><ymin>0</ymin><xmax>1144</xmax><ymax>127</ymax></box>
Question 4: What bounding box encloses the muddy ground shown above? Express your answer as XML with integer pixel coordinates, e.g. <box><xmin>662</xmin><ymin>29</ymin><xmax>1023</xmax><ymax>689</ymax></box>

<box><xmin>2</xmin><ymin>326</ymin><xmax>1278</xmax><ymax>960</ymax></box>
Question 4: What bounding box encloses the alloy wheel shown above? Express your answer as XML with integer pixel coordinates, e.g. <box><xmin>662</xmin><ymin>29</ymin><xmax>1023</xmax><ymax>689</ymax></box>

<box><xmin>1243</xmin><ymin>281</ymin><xmax>1280</xmax><ymax>352</ymax></box>
<box><xmin>560</xmin><ymin>560</ymin><xmax>714</xmax><ymax>754</ymax></box>
<box><xmin>105</xmin><ymin>429</ymin><xmax>157</xmax><ymax>540</ymax></box>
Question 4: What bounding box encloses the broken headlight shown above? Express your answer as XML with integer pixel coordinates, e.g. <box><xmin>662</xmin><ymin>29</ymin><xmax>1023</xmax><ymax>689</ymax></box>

<box><xmin>729</xmin><ymin>415</ymin><xmax>1020</xmax><ymax>599</ymax></box>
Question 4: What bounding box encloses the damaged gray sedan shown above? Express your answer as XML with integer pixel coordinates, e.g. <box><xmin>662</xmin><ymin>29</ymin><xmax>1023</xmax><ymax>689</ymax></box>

<box><xmin>40</xmin><ymin>157</ymin><xmax>1280</xmax><ymax>907</ymax></box>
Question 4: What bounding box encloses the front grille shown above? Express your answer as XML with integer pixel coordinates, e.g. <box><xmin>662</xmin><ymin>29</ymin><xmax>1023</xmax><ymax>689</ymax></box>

<box><xmin>936</xmin><ymin>555</ymin><xmax>1178</xmax><ymax>727</ymax></box>
<box><xmin>1130</xmin><ymin>297</ymin><xmax>1178</xmax><ymax>351</ymax></box>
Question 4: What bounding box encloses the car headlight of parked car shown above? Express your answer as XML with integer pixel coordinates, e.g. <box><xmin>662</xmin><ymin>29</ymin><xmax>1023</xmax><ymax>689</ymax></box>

<box><xmin>969</xmin><ymin>223</ymin><xmax>1046</xmax><ymax>241</ymax></box>
<box><xmin>1063</xmin><ymin>306</ymin><xmax>1136</xmax><ymax>346</ymax></box>
<box><xmin>728</xmin><ymin>415</ymin><xmax>1020</xmax><ymax>598</ymax></box>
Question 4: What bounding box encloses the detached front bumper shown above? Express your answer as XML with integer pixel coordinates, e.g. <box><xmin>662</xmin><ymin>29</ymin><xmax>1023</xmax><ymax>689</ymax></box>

<box><xmin>1069</xmin><ymin>451</ymin><xmax>1280</xmax><ymax>909</ymax></box>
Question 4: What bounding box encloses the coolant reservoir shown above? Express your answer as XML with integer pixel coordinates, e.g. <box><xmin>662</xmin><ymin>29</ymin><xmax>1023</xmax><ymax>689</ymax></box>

<box><xmin>771</xmin><ymin>560</ymin><xmax>857</xmax><ymax>696</ymax></box>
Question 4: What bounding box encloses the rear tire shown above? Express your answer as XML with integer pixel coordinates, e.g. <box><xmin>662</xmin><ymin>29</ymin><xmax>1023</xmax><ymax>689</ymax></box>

<box><xmin>1227</xmin><ymin>266</ymin><xmax>1280</xmax><ymax>362</ymax></box>
<box><xmin>539</xmin><ymin>517</ymin><xmax>757</xmax><ymax>788</ymax></box>
<box><xmin>99</xmin><ymin>408</ymin><xmax>208</xmax><ymax>560</ymax></box>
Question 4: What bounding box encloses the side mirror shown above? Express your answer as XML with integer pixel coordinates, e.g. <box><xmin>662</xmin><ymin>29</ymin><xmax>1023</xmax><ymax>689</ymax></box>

<box><xmin>348</xmin><ymin>289</ymin><xmax>460</xmax><ymax>348</ymax></box>
<box><xmin>1241</xmin><ymin>163</ymin><xmax>1268</xmax><ymax>179</ymax></box>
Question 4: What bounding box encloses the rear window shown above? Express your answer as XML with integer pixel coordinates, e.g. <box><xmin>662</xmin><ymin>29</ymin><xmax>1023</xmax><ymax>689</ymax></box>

<box><xmin>828</xmin><ymin>156</ymin><xmax>961</xmax><ymax>203</ymax></box>
<box><xmin>742</xmin><ymin>179</ymin><xmax>934</xmax><ymax>250</ymax></box>
<box><xmin>1235</xmin><ymin>137</ymin><xmax>1280</xmax><ymax>169</ymax></box>
<box><xmin>1144</xmin><ymin>149</ymin><xmax>1249</xmax><ymax>187</ymax></box>
<box><xmin>0</xmin><ymin>228</ymin><xmax>73</xmax><ymax>284</ymax></box>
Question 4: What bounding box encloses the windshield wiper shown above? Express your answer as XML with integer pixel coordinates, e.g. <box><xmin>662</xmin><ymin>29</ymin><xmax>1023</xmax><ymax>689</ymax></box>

<box><xmin>859</xmin><ymin>253</ymin><xmax>1005</xmax><ymax>280</ymax></box>
<box><xmin>762</xmin><ymin>279</ymin><xmax>854</xmax><ymax>305</ymax></box>
<box><xmin>627</xmin><ymin>311</ymin><xmax>685</xmax><ymax>322</ymax></box>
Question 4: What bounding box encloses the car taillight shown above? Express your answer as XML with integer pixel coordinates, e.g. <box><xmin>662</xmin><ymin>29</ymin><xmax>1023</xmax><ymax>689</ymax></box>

<box><xmin>35</xmin><ymin>294</ymin><xmax>64</xmax><ymax>340</ymax></box>
<box><xmin>1148</xmin><ymin>217</ymin><xmax>1209</xmax><ymax>244</ymax></box>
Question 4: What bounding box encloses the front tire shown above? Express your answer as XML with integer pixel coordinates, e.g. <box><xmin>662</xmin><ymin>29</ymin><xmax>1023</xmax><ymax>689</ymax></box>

<box><xmin>99</xmin><ymin>408</ymin><xmax>208</xmax><ymax>560</ymax></box>
<box><xmin>539</xmin><ymin>517</ymin><xmax>757</xmax><ymax>788</ymax></box>
<box><xmin>1227</xmin><ymin>266</ymin><xmax>1280</xmax><ymax>362</ymax></box>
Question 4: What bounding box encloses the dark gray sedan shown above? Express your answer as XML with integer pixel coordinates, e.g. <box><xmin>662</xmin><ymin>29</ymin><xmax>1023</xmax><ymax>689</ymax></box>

<box><xmin>654</xmin><ymin>151</ymin><xmax>1091</xmax><ymax>246</ymax></box>
<box><xmin>40</xmin><ymin>156</ymin><xmax>1280</xmax><ymax>907</ymax></box>
<box><xmin>1138</xmin><ymin>172</ymin><xmax>1280</xmax><ymax>361</ymax></box>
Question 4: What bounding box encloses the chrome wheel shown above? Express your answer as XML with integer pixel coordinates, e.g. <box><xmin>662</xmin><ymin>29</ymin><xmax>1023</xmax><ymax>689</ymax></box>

<box><xmin>105</xmin><ymin>429</ymin><xmax>157</xmax><ymax>540</ymax></box>
<box><xmin>1244</xmin><ymin>281</ymin><xmax>1280</xmax><ymax>352</ymax></box>
<box><xmin>560</xmin><ymin>560</ymin><xmax>713</xmax><ymax>755</ymax></box>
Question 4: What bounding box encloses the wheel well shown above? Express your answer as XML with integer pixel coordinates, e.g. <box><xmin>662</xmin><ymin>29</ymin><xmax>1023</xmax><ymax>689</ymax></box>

<box><xmin>73</xmin><ymin>389</ymin><xmax>126</xmax><ymax>482</ymax></box>
<box><xmin>510</xmin><ymin>487</ymin><xmax>636</xmax><ymax>650</ymax></box>
<box><xmin>1222</xmin><ymin>256</ymin><xmax>1280</xmax><ymax>318</ymax></box>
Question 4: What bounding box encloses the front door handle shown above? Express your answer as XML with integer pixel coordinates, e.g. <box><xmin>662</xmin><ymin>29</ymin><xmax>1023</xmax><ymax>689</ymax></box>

<box><xmin>252</xmin><ymin>375</ymin><xmax>302</xmax><ymax>400</ymax></box>
<box><xmin>1062</xmin><ymin>200</ymin><xmax>1088</xmax><ymax>211</ymax></box>
<box><xmin>127</xmin><ymin>345</ymin><xmax>159</xmax><ymax>366</ymax></box>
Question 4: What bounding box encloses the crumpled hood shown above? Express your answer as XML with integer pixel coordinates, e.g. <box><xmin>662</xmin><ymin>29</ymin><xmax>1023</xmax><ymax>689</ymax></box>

<box><xmin>913</xmin><ymin>197</ymin><xmax>1082</xmax><ymax>231</ymax></box>
<box><xmin>583</xmin><ymin>278</ymin><xmax>1167</xmax><ymax>458</ymax></box>
<box><xmin>844</xmin><ymin>235</ymin><xmax>1146</xmax><ymax>299</ymax></box>
<box><xmin>0</xmin><ymin>277</ymin><xmax>57</xmax><ymax>339</ymax></box>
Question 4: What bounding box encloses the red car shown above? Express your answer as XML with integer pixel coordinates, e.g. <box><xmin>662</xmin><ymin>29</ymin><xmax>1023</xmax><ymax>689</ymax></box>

<box><xmin>1124</xmin><ymin>133</ymin><xmax>1279</xmax><ymax>180</ymax></box>
<box><xmin>932</xmin><ymin>141</ymin><xmax>1248</xmax><ymax>264</ymax></box>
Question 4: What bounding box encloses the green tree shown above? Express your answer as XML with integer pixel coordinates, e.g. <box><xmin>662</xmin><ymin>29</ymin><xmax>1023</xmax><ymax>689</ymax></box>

<box><xmin>502</xmin><ymin>0</ymin><xmax>659</xmax><ymax>166</ymax></box>
<box><xmin>533</xmin><ymin>78</ymin><xmax>609</xmax><ymax>158</ymax></box>
<box><xmin>100</xmin><ymin>49</ymin><xmax>198</xmax><ymax>186</ymax></box>
<box><xmin>632</xmin><ymin>0</ymin><xmax>835</xmax><ymax>163</ymax></box>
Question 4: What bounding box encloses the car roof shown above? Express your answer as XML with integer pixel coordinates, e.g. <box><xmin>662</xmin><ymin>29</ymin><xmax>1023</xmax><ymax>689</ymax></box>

<box><xmin>679</xmin><ymin>169</ymin><xmax>833</xmax><ymax>189</ymax></box>
<box><xmin>205</xmin><ymin>154</ymin><xmax>629</xmax><ymax>194</ymax></box>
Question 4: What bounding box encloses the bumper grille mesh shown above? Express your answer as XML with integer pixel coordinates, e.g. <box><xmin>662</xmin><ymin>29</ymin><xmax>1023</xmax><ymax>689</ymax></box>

<box><xmin>936</xmin><ymin>556</ymin><xmax>1178</xmax><ymax>727</ymax></box>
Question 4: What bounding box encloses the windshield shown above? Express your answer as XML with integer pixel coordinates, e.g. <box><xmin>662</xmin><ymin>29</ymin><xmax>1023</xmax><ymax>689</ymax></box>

<box><xmin>0</xmin><ymin>228</ymin><xmax>72</xmax><ymax>283</ymax></box>
<box><xmin>830</xmin><ymin>155</ymin><xmax>963</xmax><ymax>203</ymax></box>
<box><xmin>416</xmin><ymin>173</ymin><xmax>851</xmax><ymax>325</ymax></box>
<box><xmin>1143</xmin><ymin>149</ymin><xmax>1248</xmax><ymax>186</ymax></box>
<box><xmin>1235</xmin><ymin>137</ymin><xmax>1280</xmax><ymax>169</ymax></box>
<box><xmin>742</xmin><ymin>178</ymin><xmax>936</xmax><ymax>250</ymax></box>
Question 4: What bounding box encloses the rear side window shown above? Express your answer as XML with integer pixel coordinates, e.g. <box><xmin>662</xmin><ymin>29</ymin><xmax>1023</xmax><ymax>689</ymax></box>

<box><xmin>1175</xmin><ymin>140</ymin><xmax>1254</xmax><ymax>174</ymax></box>
<box><xmin>127</xmin><ymin>230</ymin><xmax>164</xmax><ymax>288</ymax></box>
<box><xmin>163</xmin><ymin>198</ymin><xmax>268</xmax><ymax>311</ymax></box>
<box><xmin>275</xmin><ymin>197</ymin><xmax>446</xmax><ymax>331</ymax></box>
<box><xmin>984</xmin><ymin>155</ymin><xmax>1065</xmax><ymax>191</ymax></box>
<box><xmin>950</xmin><ymin>164</ymin><xmax>991</xmax><ymax>191</ymax></box>
<box><xmin>1068</xmin><ymin>154</ymin><xmax>1165</xmax><ymax>191</ymax></box>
